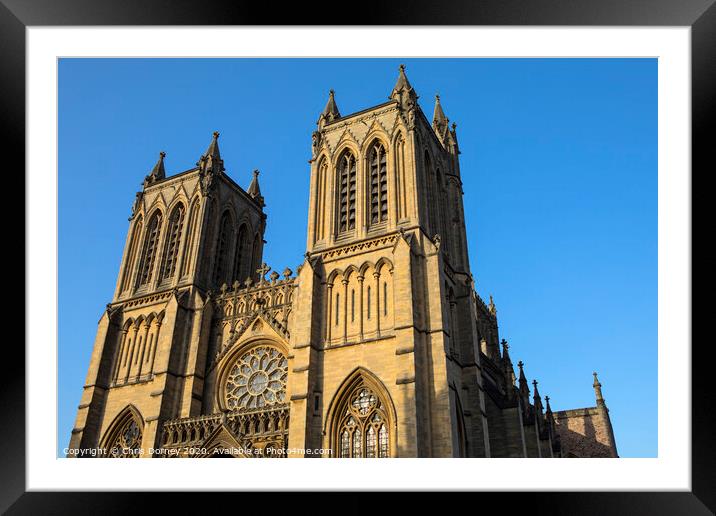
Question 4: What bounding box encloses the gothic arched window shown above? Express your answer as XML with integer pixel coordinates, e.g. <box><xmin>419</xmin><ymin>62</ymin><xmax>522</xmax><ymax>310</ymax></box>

<box><xmin>232</xmin><ymin>224</ymin><xmax>248</xmax><ymax>283</ymax></box>
<box><xmin>337</xmin><ymin>151</ymin><xmax>356</xmax><ymax>233</ymax></box>
<box><xmin>120</xmin><ymin>215</ymin><xmax>143</xmax><ymax>292</ymax></box>
<box><xmin>101</xmin><ymin>407</ymin><xmax>144</xmax><ymax>458</ymax></box>
<box><xmin>314</xmin><ymin>158</ymin><xmax>328</xmax><ymax>242</ymax></box>
<box><xmin>213</xmin><ymin>210</ymin><xmax>234</xmax><ymax>286</ymax></box>
<box><xmin>424</xmin><ymin>151</ymin><xmax>439</xmax><ymax>237</ymax></box>
<box><xmin>159</xmin><ymin>203</ymin><xmax>186</xmax><ymax>282</ymax></box>
<box><xmin>394</xmin><ymin>134</ymin><xmax>407</xmax><ymax>221</ymax></box>
<box><xmin>137</xmin><ymin>211</ymin><xmax>163</xmax><ymax>287</ymax></box>
<box><xmin>180</xmin><ymin>198</ymin><xmax>201</xmax><ymax>277</ymax></box>
<box><xmin>436</xmin><ymin>168</ymin><xmax>447</xmax><ymax>247</ymax></box>
<box><xmin>368</xmin><ymin>142</ymin><xmax>388</xmax><ymax>224</ymax></box>
<box><xmin>251</xmin><ymin>234</ymin><xmax>261</xmax><ymax>281</ymax></box>
<box><xmin>335</xmin><ymin>384</ymin><xmax>391</xmax><ymax>458</ymax></box>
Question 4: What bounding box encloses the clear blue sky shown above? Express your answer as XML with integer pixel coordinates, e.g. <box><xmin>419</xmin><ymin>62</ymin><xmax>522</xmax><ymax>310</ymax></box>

<box><xmin>58</xmin><ymin>58</ymin><xmax>657</xmax><ymax>458</ymax></box>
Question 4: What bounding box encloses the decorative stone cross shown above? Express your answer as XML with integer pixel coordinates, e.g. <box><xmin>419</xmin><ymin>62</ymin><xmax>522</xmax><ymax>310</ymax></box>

<box><xmin>256</xmin><ymin>263</ymin><xmax>271</xmax><ymax>284</ymax></box>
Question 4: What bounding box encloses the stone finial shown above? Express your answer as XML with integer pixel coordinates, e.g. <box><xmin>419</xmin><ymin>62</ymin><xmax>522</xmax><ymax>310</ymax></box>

<box><xmin>269</xmin><ymin>271</ymin><xmax>280</xmax><ymax>284</ymax></box>
<box><xmin>244</xmin><ymin>277</ymin><xmax>253</xmax><ymax>288</ymax></box>
<box><xmin>593</xmin><ymin>371</ymin><xmax>605</xmax><ymax>404</ymax></box>
<box><xmin>282</xmin><ymin>267</ymin><xmax>293</xmax><ymax>280</ymax></box>
<box><xmin>232</xmin><ymin>280</ymin><xmax>241</xmax><ymax>291</ymax></box>
<box><xmin>488</xmin><ymin>295</ymin><xmax>496</xmax><ymax>315</ymax></box>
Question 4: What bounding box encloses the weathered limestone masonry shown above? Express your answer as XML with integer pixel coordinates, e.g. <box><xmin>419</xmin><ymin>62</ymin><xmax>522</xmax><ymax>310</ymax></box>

<box><xmin>69</xmin><ymin>66</ymin><xmax>618</xmax><ymax>458</ymax></box>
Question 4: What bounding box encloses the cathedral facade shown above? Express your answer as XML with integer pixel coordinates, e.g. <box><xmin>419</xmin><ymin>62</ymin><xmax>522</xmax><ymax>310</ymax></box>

<box><xmin>68</xmin><ymin>66</ymin><xmax>618</xmax><ymax>458</ymax></box>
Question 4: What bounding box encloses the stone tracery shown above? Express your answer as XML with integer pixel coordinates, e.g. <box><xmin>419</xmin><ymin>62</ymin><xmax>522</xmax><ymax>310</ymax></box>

<box><xmin>101</xmin><ymin>407</ymin><xmax>144</xmax><ymax>458</ymax></box>
<box><xmin>224</xmin><ymin>345</ymin><xmax>288</xmax><ymax>411</ymax></box>
<box><xmin>336</xmin><ymin>384</ymin><xmax>390</xmax><ymax>458</ymax></box>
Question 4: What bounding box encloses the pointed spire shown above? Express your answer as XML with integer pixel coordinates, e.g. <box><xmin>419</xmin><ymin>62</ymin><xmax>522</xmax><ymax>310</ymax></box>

<box><xmin>318</xmin><ymin>89</ymin><xmax>341</xmax><ymax>126</ymax></box>
<box><xmin>488</xmin><ymin>295</ymin><xmax>496</xmax><ymax>316</ymax></box>
<box><xmin>433</xmin><ymin>94</ymin><xmax>448</xmax><ymax>125</ymax></box>
<box><xmin>447</xmin><ymin>121</ymin><xmax>459</xmax><ymax>151</ymax></box>
<box><xmin>204</xmin><ymin>131</ymin><xmax>221</xmax><ymax>159</ymax></box>
<box><xmin>432</xmin><ymin>94</ymin><xmax>449</xmax><ymax>137</ymax></box>
<box><xmin>502</xmin><ymin>339</ymin><xmax>516</xmax><ymax>387</ymax></box>
<box><xmin>501</xmin><ymin>338</ymin><xmax>511</xmax><ymax>360</ymax></box>
<box><xmin>545</xmin><ymin>395</ymin><xmax>556</xmax><ymax>439</ymax></box>
<box><xmin>143</xmin><ymin>151</ymin><xmax>166</xmax><ymax>187</ymax></box>
<box><xmin>197</xmin><ymin>131</ymin><xmax>224</xmax><ymax>178</ymax></box>
<box><xmin>151</xmin><ymin>151</ymin><xmax>166</xmax><ymax>179</ymax></box>
<box><xmin>533</xmin><ymin>379</ymin><xmax>544</xmax><ymax>414</ymax></box>
<box><xmin>593</xmin><ymin>371</ymin><xmax>605</xmax><ymax>405</ymax></box>
<box><xmin>390</xmin><ymin>64</ymin><xmax>418</xmax><ymax>107</ymax></box>
<box><xmin>517</xmin><ymin>360</ymin><xmax>532</xmax><ymax>418</ymax></box>
<box><xmin>247</xmin><ymin>169</ymin><xmax>265</xmax><ymax>207</ymax></box>
<box><xmin>518</xmin><ymin>361</ymin><xmax>530</xmax><ymax>397</ymax></box>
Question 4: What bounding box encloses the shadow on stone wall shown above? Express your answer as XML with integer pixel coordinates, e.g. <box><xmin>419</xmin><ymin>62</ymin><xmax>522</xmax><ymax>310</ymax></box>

<box><xmin>558</xmin><ymin>414</ymin><xmax>614</xmax><ymax>458</ymax></box>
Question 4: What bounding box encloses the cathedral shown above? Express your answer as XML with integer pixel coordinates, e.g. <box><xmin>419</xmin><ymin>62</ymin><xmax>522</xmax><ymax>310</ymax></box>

<box><xmin>68</xmin><ymin>65</ymin><xmax>618</xmax><ymax>458</ymax></box>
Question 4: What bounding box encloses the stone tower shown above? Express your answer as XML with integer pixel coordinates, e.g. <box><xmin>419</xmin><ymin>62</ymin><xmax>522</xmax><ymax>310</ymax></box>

<box><xmin>287</xmin><ymin>65</ymin><xmax>491</xmax><ymax>457</ymax></box>
<box><xmin>68</xmin><ymin>132</ymin><xmax>267</xmax><ymax>456</ymax></box>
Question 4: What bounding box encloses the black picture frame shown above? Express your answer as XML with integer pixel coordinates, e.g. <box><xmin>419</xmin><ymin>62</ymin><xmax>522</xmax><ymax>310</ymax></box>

<box><xmin>4</xmin><ymin>0</ymin><xmax>710</xmax><ymax>513</ymax></box>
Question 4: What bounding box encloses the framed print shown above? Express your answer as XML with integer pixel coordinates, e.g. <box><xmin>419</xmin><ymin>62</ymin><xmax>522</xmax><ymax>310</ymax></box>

<box><xmin>5</xmin><ymin>0</ymin><xmax>711</xmax><ymax>513</ymax></box>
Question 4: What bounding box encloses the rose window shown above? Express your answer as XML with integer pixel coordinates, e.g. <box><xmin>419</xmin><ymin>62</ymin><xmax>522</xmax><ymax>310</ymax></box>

<box><xmin>225</xmin><ymin>346</ymin><xmax>288</xmax><ymax>411</ymax></box>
